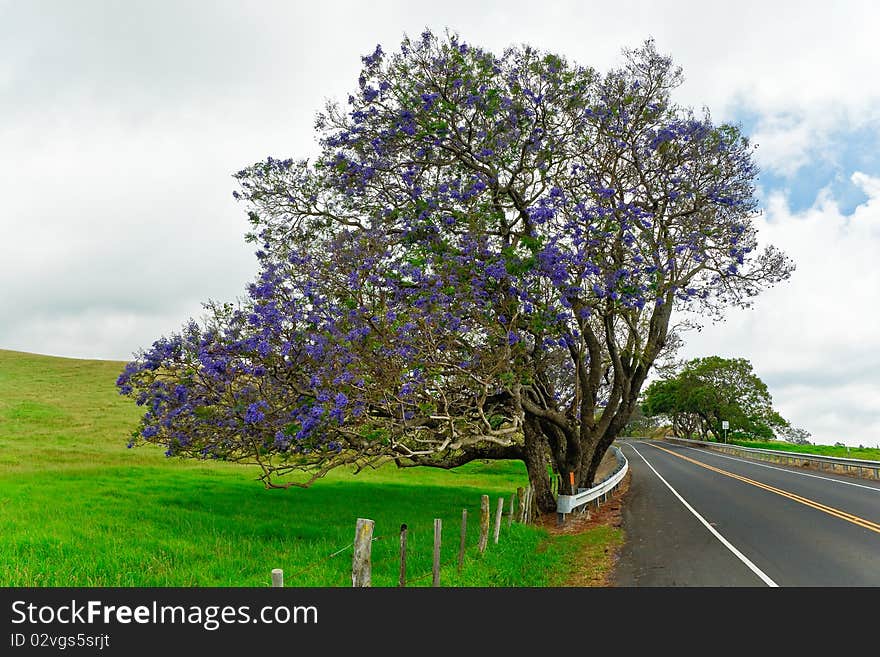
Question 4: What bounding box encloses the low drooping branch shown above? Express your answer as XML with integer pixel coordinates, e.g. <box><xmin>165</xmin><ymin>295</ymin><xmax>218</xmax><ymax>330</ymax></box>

<box><xmin>393</xmin><ymin>442</ymin><xmax>524</xmax><ymax>469</ymax></box>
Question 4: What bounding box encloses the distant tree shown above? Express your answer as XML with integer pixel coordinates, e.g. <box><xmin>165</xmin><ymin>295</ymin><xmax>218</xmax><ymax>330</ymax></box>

<box><xmin>640</xmin><ymin>375</ymin><xmax>705</xmax><ymax>438</ymax></box>
<box><xmin>117</xmin><ymin>31</ymin><xmax>792</xmax><ymax>514</ymax></box>
<box><xmin>622</xmin><ymin>401</ymin><xmax>663</xmax><ymax>437</ymax></box>
<box><xmin>776</xmin><ymin>424</ymin><xmax>812</xmax><ymax>446</ymax></box>
<box><xmin>642</xmin><ymin>356</ymin><xmax>803</xmax><ymax>441</ymax></box>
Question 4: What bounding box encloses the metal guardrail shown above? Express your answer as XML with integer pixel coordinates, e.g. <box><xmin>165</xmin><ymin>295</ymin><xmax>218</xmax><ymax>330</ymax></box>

<box><xmin>658</xmin><ymin>436</ymin><xmax>880</xmax><ymax>480</ymax></box>
<box><xmin>555</xmin><ymin>445</ymin><xmax>628</xmax><ymax>519</ymax></box>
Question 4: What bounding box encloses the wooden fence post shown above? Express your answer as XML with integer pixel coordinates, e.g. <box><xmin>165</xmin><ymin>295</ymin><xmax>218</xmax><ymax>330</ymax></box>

<box><xmin>526</xmin><ymin>486</ymin><xmax>535</xmax><ymax>523</ymax></box>
<box><xmin>527</xmin><ymin>486</ymin><xmax>534</xmax><ymax>523</ymax></box>
<box><xmin>399</xmin><ymin>523</ymin><xmax>408</xmax><ymax>588</ymax></box>
<box><xmin>516</xmin><ymin>487</ymin><xmax>525</xmax><ymax>522</ymax></box>
<box><xmin>271</xmin><ymin>568</ymin><xmax>284</xmax><ymax>588</ymax></box>
<box><xmin>479</xmin><ymin>495</ymin><xmax>490</xmax><ymax>553</ymax></box>
<box><xmin>493</xmin><ymin>497</ymin><xmax>504</xmax><ymax>544</ymax></box>
<box><xmin>507</xmin><ymin>495</ymin><xmax>515</xmax><ymax>527</ymax></box>
<box><xmin>352</xmin><ymin>517</ymin><xmax>374</xmax><ymax>587</ymax></box>
<box><xmin>458</xmin><ymin>509</ymin><xmax>467</xmax><ymax>573</ymax></box>
<box><xmin>521</xmin><ymin>486</ymin><xmax>532</xmax><ymax>523</ymax></box>
<box><xmin>432</xmin><ymin>518</ymin><xmax>442</xmax><ymax>587</ymax></box>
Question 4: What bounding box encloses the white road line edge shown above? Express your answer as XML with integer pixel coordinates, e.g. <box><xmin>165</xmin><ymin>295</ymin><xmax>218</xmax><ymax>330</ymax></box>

<box><xmin>671</xmin><ymin>443</ymin><xmax>880</xmax><ymax>493</ymax></box>
<box><xmin>624</xmin><ymin>441</ymin><xmax>779</xmax><ymax>588</ymax></box>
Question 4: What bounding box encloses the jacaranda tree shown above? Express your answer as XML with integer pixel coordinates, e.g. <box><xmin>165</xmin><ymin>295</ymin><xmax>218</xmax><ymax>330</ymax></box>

<box><xmin>118</xmin><ymin>31</ymin><xmax>793</xmax><ymax>513</ymax></box>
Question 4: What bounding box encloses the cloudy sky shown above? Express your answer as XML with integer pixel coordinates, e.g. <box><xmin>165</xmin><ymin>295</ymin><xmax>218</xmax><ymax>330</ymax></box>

<box><xmin>2</xmin><ymin>1</ymin><xmax>878</xmax><ymax>447</ymax></box>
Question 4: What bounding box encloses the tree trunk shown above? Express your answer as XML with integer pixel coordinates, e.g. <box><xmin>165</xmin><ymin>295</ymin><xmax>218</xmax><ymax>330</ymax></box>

<box><xmin>583</xmin><ymin>434</ymin><xmax>610</xmax><ymax>487</ymax></box>
<box><xmin>522</xmin><ymin>416</ymin><xmax>556</xmax><ymax>514</ymax></box>
<box><xmin>578</xmin><ymin>437</ymin><xmax>600</xmax><ymax>488</ymax></box>
<box><xmin>583</xmin><ymin>397</ymin><xmax>639</xmax><ymax>486</ymax></box>
<box><xmin>540</xmin><ymin>417</ymin><xmax>579</xmax><ymax>496</ymax></box>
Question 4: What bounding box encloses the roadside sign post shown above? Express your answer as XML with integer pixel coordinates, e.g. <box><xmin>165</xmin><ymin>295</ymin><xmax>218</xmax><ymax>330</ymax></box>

<box><xmin>722</xmin><ymin>420</ymin><xmax>729</xmax><ymax>443</ymax></box>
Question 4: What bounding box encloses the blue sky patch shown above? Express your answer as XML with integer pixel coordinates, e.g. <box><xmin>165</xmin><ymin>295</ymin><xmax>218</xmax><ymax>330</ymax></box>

<box><xmin>728</xmin><ymin>108</ymin><xmax>880</xmax><ymax>214</ymax></box>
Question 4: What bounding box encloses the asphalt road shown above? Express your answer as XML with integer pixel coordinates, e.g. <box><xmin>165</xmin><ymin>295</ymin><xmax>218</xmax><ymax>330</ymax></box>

<box><xmin>612</xmin><ymin>440</ymin><xmax>880</xmax><ymax>586</ymax></box>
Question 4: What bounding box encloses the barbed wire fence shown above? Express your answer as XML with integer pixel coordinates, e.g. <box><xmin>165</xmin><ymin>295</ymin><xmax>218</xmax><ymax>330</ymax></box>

<box><xmin>268</xmin><ymin>484</ymin><xmax>541</xmax><ymax>587</ymax></box>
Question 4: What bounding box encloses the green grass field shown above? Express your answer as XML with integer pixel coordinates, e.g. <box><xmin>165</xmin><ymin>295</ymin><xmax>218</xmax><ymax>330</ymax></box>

<box><xmin>725</xmin><ymin>438</ymin><xmax>880</xmax><ymax>461</ymax></box>
<box><xmin>0</xmin><ymin>349</ymin><xmax>619</xmax><ymax>587</ymax></box>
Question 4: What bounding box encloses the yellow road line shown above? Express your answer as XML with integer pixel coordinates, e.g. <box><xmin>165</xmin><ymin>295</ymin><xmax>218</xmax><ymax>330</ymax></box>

<box><xmin>648</xmin><ymin>442</ymin><xmax>880</xmax><ymax>535</ymax></box>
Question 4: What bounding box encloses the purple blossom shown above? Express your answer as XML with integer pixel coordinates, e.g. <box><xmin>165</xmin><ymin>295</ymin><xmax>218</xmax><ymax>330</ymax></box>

<box><xmin>361</xmin><ymin>44</ymin><xmax>383</xmax><ymax>67</ymax></box>
<box><xmin>485</xmin><ymin>260</ymin><xmax>507</xmax><ymax>279</ymax></box>
<box><xmin>245</xmin><ymin>401</ymin><xmax>267</xmax><ymax>424</ymax></box>
<box><xmin>421</xmin><ymin>92</ymin><xmax>440</xmax><ymax>110</ymax></box>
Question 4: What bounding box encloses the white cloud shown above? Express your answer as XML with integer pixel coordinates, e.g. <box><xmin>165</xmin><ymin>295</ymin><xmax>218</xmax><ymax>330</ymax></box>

<box><xmin>0</xmin><ymin>104</ymin><xmax>263</xmax><ymax>352</ymax></box>
<box><xmin>1</xmin><ymin>308</ymin><xmax>205</xmax><ymax>363</ymax></box>
<box><xmin>750</xmin><ymin>116</ymin><xmax>826</xmax><ymax>178</ymax></box>
<box><xmin>852</xmin><ymin>171</ymin><xmax>880</xmax><ymax>197</ymax></box>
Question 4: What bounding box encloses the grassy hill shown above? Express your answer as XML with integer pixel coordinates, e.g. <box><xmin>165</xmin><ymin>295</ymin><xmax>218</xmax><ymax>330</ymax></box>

<box><xmin>0</xmin><ymin>349</ymin><xmax>619</xmax><ymax>586</ymax></box>
<box><xmin>726</xmin><ymin>438</ymin><xmax>880</xmax><ymax>461</ymax></box>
